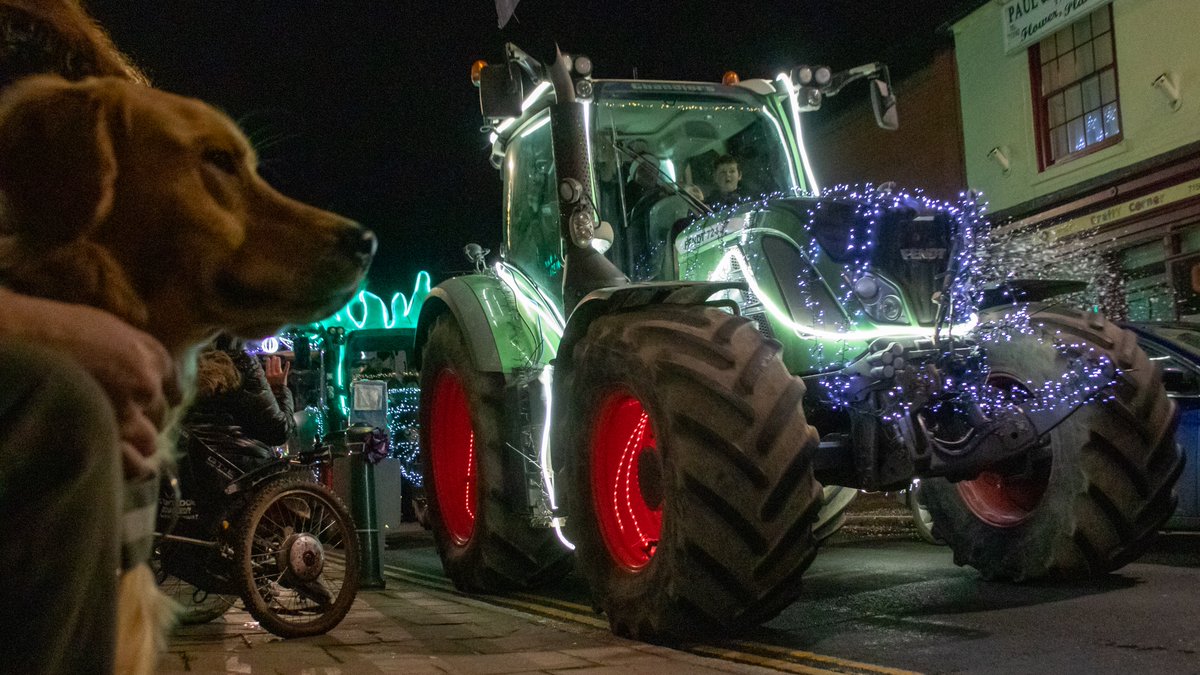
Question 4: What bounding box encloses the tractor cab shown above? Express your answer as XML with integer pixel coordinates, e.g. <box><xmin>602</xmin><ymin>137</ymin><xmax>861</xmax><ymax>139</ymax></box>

<box><xmin>588</xmin><ymin>82</ymin><xmax>800</xmax><ymax>281</ymax></box>
<box><xmin>477</xmin><ymin>45</ymin><xmax>895</xmax><ymax>308</ymax></box>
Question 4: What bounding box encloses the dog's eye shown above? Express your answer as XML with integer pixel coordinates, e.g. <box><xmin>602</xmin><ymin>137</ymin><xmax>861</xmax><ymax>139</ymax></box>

<box><xmin>202</xmin><ymin>149</ymin><xmax>240</xmax><ymax>175</ymax></box>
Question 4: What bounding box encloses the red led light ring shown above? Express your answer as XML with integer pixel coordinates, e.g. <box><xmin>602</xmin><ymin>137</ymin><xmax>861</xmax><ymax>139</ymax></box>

<box><xmin>590</xmin><ymin>390</ymin><xmax>662</xmax><ymax>571</ymax></box>
<box><xmin>429</xmin><ymin>369</ymin><xmax>478</xmax><ymax>545</ymax></box>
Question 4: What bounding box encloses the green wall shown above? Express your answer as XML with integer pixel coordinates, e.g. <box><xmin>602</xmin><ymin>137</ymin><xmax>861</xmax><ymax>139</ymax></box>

<box><xmin>953</xmin><ymin>0</ymin><xmax>1200</xmax><ymax>214</ymax></box>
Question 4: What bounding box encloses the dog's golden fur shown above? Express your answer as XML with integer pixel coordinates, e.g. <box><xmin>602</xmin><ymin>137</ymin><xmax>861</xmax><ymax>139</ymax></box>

<box><xmin>0</xmin><ymin>5</ymin><xmax>371</xmax><ymax>673</ymax></box>
<box><xmin>0</xmin><ymin>0</ymin><xmax>146</xmax><ymax>87</ymax></box>
<box><xmin>0</xmin><ymin>76</ymin><xmax>371</xmax><ymax>352</ymax></box>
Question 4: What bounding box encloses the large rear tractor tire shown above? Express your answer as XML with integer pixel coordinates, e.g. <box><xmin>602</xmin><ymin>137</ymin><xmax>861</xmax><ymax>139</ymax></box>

<box><xmin>922</xmin><ymin>306</ymin><xmax>1182</xmax><ymax>580</ymax></box>
<box><xmin>419</xmin><ymin>314</ymin><xmax>572</xmax><ymax>591</ymax></box>
<box><xmin>561</xmin><ymin>305</ymin><xmax>823</xmax><ymax>642</ymax></box>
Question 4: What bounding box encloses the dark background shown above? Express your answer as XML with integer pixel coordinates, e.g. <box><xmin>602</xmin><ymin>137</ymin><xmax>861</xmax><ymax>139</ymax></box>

<box><xmin>89</xmin><ymin>1</ymin><xmax>963</xmax><ymax>295</ymax></box>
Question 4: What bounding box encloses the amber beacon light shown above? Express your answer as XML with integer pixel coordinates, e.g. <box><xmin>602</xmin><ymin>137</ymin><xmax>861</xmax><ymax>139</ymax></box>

<box><xmin>470</xmin><ymin>59</ymin><xmax>488</xmax><ymax>87</ymax></box>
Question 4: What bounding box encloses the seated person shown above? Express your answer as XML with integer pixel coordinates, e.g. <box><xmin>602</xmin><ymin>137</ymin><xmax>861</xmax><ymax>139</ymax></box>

<box><xmin>185</xmin><ymin>335</ymin><xmax>295</xmax><ymax>468</ymax></box>
<box><xmin>625</xmin><ymin>151</ymin><xmax>669</xmax><ymax>217</ymax></box>
<box><xmin>708</xmin><ymin>154</ymin><xmax>747</xmax><ymax>206</ymax></box>
<box><xmin>627</xmin><ymin>153</ymin><xmax>708</xmax><ymax>227</ymax></box>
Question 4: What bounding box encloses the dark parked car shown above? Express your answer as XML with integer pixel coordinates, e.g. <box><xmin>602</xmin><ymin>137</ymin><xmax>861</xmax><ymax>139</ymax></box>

<box><xmin>1123</xmin><ymin>322</ymin><xmax>1200</xmax><ymax>529</ymax></box>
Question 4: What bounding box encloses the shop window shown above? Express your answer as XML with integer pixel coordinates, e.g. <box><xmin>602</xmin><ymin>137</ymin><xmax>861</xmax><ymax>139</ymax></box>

<box><xmin>1171</xmin><ymin>254</ymin><xmax>1200</xmax><ymax>321</ymax></box>
<box><xmin>1030</xmin><ymin>6</ymin><xmax>1121</xmax><ymax>169</ymax></box>
<box><xmin>1120</xmin><ymin>240</ymin><xmax>1170</xmax><ymax>322</ymax></box>
<box><xmin>1179</xmin><ymin>223</ymin><xmax>1200</xmax><ymax>255</ymax></box>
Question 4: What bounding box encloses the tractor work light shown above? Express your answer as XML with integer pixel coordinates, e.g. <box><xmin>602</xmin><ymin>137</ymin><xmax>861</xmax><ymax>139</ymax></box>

<box><xmin>573</xmin><ymin>55</ymin><xmax>593</xmax><ymax>77</ymax></box>
<box><xmin>791</xmin><ymin>64</ymin><xmax>831</xmax><ymax>87</ymax></box>
<box><xmin>569</xmin><ymin>207</ymin><xmax>595</xmax><ymax>249</ymax></box>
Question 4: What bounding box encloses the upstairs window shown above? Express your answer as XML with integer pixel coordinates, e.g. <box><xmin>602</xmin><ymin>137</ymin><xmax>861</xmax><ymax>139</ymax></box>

<box><xmin>1030</xmin><ymin>5</ymin><xmax>1121</xmax><ymax>169</ymax></box>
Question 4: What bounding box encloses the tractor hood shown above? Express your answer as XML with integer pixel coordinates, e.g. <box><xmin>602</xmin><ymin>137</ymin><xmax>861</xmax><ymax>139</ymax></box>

<box><xmin>674</xmin><ymin>192</ymin><xmax>974</xmax><ymax>374</ymax></box>
<box><xmin>771</xmin><ymin>195</ymin><xmax>954</xmax><ymax>326</ymax></box>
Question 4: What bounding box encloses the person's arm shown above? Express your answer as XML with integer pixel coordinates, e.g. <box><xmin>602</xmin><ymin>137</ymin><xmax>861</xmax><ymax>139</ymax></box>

<box><xmin>0</xmin><ymin>288</ymin><xmax>179</xmax><ymax>479</ymax></box>
<box><xmin>262</xmin><ymin>355</ymin><xmax>295</xmax><ymax>423</ymax></box>
<box><xmin>229</xmin><ymin>352</ymin><xmax>294</xmax><ymax>446</ymax></box>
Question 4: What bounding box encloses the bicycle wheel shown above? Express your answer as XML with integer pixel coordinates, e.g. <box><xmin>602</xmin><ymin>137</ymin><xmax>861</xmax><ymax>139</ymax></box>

<box><xmin>233</xmin><ymin>474</ymin><xmax>360</xmax><ymax>638</ymax></box>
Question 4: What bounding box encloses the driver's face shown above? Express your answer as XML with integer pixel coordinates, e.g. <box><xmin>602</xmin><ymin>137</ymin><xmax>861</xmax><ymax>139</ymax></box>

<box><xmin>714</xmin><ymin>162</ymin><xmax>741</xmax><ymax>193</ymax></box>
<box><xmin>634</xmin><ymin>158</ymin><xmax>659</xmax><ymax>187</ymax></box>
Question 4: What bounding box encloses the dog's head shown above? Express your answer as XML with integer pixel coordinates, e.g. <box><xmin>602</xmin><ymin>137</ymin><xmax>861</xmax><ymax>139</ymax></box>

<box><xmin>0</xmin><ymin>75</ymin><xmax>374</xmax><ymax>353</ymax></box>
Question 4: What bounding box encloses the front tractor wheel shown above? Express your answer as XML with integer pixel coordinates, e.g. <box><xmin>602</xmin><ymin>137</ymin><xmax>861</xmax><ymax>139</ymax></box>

<box><xmin>561</xmin><ymin>306</ymin><xmax>823</xmax><ymax>642</ymax></box>
<box><xmin>922</xmin><ymin>306</ymin><xmax>1183</xmax><ymax>580</ymax></box>
<box><xmin>419</xmin><ymin>315</ymin><xmax>572</xmax><ymax>591</ymax></box>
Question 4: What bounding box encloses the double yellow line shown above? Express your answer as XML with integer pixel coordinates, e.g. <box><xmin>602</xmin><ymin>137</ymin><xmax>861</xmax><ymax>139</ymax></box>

<box><xmin>381</xmin><ymin>564</ymin><xmax>919</xmax><ymax>675</ymax></box>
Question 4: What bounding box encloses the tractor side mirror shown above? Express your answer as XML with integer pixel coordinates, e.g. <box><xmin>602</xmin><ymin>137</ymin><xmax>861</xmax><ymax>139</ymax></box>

<box><xmin>479</xmin><ymin>63</ymin><xmax>524</xmax><ymax>119</ymax></box>
<box><xmin>871</xmin><ymin>78</ymin><xmax>899</xmax><ymax>131</ymax></box>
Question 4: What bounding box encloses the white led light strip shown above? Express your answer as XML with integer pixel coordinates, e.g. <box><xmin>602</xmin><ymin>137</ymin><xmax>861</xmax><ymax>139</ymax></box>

<box><xmin>710</xmin><ymin>247</ymin><xmax>978</xmax><ymax>343</ymax></box>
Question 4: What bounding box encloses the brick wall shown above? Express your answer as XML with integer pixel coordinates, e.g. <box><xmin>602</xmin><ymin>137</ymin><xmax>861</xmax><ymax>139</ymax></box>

<box><xmin>807</xmin><ymin>50</ymin><xmax>967</xmax><ymax>201</ymax></box>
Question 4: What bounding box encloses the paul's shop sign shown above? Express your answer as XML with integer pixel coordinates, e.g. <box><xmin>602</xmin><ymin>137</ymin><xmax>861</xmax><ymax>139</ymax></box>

<box><xmin>1001</xmin><ymin>0</ymin><xmax>1114</xmax><ymax>53</ymax></box>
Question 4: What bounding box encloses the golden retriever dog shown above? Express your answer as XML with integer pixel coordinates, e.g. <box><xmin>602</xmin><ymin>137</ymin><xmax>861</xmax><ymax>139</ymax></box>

<box><xmin>0</xmin><ymin>75</ymin><xmax>375</xmax><ymax>349</ymax></box>
<box><xmin>0</xmin><ymin>74</ymin><xmax>373</xmax><ymax>673</ymax></box>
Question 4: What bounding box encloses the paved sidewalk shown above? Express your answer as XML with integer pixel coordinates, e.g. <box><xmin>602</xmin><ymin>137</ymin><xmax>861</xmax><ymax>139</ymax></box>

<box><xmin>158</xmin><ymin>580</ymin><xmax>781</xmax><ymax>674</ymax></box>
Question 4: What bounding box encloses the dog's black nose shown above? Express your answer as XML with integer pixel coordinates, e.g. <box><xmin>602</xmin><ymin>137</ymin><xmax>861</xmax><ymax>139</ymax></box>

<box><xmin>338</xmin><ymin>227</ymin><xmax>377</xmax><ymax>260</ymax></box>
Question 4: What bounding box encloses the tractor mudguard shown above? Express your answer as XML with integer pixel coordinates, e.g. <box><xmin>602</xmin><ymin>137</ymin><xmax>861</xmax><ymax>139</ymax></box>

<box><xmin>557</xmin><ymin>280</ymin><xmax>745</xmax><ymax>370</ymax></box>
<box><xmin>415</xmin><ymin>273</ymin><xmax>560</xmax><ymax>374</ymax></box>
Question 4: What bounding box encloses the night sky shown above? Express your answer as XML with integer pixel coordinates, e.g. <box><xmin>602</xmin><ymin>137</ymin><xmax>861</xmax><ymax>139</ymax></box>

<box><xmin>89</xmin><ymin>1</ymin><xmax>963</xmax><ymax>295</ymax></box>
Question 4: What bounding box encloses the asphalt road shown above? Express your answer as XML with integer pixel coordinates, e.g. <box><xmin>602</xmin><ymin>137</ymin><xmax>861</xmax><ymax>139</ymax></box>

<box><xmin>382</xmin><ymin>520</ymin><xmax>1200</xmax><ymax>675</ymax></box>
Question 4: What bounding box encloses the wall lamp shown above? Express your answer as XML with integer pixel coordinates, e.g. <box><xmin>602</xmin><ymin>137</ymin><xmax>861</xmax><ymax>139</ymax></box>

<box><xmin>1152</xmin><ymin>72</ymin><xmax>1182</xmax><ymax>111</ymax></box>
<box><xmin>987</xmin><ymin>146</ymin><xmax>1011</xmax><ymax>175</ymax></box>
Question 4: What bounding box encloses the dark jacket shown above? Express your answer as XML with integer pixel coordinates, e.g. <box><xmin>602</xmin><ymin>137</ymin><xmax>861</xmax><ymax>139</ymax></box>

<box><xmin>188</xmin><ymin>349</ymin><xmax>294</xmax><ymax>446</ymax></box>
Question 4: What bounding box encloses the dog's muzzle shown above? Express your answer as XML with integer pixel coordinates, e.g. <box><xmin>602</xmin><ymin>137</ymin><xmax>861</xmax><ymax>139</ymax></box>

<box><xmin>338</xmin><ymin>226</ymin><xmax>377</xmax><ymax>268</ymax></box>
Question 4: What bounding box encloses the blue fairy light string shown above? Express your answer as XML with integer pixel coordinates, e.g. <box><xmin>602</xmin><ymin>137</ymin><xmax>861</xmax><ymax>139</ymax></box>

<box><xmin>670</xmin><ymin>183</ymin><xmax>1121</xmax><ymax>423</ymax></box>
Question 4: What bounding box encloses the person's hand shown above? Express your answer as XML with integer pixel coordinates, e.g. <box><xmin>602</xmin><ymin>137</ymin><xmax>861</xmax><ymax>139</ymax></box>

<box><xmin>263</xmin><ymin>355</ymin><xmax>290</xmax><ymax>388</ymax></box>
<box><xmin>0</xmin><ymin>289</ymin><xmax>179</xmax><ymax>478</ymax></box>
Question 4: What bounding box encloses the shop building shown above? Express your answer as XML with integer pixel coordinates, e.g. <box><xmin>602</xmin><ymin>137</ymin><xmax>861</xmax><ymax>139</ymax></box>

<box><xmin>952</xmin><ymin>0</ymin><xmax>1200</xmax><ymax>321</ymax></box>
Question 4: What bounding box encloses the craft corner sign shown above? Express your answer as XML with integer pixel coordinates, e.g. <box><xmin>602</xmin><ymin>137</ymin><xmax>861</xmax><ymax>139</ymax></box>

<box><xmin>1044</xmin><ymin>175</ymin><xmax>1200</xmax><ymax>242</ymax></box>
<box><xmin>1001</xmin><ymin>0</ymin><xmax>1114</xmax><ymax>54</ymax></box>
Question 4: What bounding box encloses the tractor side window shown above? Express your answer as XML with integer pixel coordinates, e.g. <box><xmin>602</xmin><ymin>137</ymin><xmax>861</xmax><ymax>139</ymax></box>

<box><xmin>504</xmin><ymin>112</ymin><xmax>563</xmax><ymax>300</ymax></box>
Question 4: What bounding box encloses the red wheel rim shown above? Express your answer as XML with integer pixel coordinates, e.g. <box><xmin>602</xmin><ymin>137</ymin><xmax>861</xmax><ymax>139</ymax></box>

<box><xmin>957</xmin><ymin>373</ymin><xmax>1050</xmax><ymax>527</ymax></box>
<box><xmin>591</xmin><ymin>390</ymin><xmax>662</xmax><ymax>571</ymax></box>
<box><xmin>429</xmin><ymin>369</ymin><xmax>477</xmax><ymax>545</ymax></box>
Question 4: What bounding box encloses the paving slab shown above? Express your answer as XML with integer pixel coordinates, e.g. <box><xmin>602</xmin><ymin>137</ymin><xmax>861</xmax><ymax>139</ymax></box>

<box><xmin>158</xmin><ymin>578</ymin><xmax>783</xmax><ymax>674</ymax></box>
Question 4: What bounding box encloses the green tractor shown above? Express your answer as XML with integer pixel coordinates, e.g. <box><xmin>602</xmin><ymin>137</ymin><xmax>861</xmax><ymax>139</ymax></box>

<box><xmin>413</xmin><ymin>44</ymin><xmax>1183</xmax><ymax>641</ymax></box>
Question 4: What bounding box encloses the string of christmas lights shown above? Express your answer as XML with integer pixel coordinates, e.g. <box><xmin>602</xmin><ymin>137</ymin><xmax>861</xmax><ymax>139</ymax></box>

<box><xmin>663</xmin><ymin>183</ymin><xmax>1122</xmax><ymax>429</ymax></box>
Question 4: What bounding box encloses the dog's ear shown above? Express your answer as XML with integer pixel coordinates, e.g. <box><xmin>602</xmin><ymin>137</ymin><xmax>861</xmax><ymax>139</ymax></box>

<box><xmin>0</xmin><ymin>76</ymin><xmax>117</xmax><ymax>243</ymax></box>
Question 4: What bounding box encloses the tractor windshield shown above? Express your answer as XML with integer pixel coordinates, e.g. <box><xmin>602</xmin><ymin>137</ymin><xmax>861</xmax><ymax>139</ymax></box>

<box><xmin>591</xmin><ymin>85</ymin><xmax>799</xmax><ymax>279</ymax></box>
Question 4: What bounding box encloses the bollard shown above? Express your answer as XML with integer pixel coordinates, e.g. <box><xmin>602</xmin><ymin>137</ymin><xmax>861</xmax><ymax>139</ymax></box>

<box><xmin>349</xmin><ymin>454</ymin><xmax>385</xmax><ymax>589</ymax></box>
